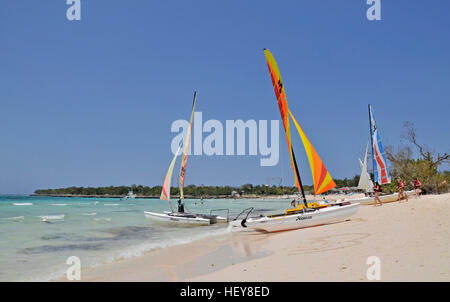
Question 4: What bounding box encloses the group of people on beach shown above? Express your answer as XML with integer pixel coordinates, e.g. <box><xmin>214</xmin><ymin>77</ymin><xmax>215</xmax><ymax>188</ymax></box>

<box><xmin>372</xmin><ymin>177</ymin><xmax>421</xmax><ymax>206</ymax></box>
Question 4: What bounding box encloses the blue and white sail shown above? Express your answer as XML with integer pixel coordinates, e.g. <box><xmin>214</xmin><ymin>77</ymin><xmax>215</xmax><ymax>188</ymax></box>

<box><xmin>369</xmin><ymin>105</ymin><xmax>391</xmax><ymax>184</ymax></box>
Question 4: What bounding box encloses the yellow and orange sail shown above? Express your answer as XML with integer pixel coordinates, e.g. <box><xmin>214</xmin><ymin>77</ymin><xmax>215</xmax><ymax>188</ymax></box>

<box><xmin>289</xmin><ymin>110</ymin><xmax>336</xmax><ymax>195</ymax></box>
<box><xmin>264</xmin><ymin>49</ymin><xmax>335</xmax><ymax>195</ymax></box>
<box><xmin>264</xmin><ymin>49</ymin><xmax>302</xmax><ymax>190</ymax></box>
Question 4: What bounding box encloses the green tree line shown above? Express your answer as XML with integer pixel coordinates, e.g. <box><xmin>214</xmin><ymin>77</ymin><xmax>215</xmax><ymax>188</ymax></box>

<box><xmin>34</xmin><ymin>178</ymin><xmax>361</xmax><ymax>197</ymax></box>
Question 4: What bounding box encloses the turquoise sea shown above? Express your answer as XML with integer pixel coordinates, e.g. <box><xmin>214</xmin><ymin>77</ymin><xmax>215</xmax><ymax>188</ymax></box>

<box><xmin>0</xmin><ymin>195</ymin><xmax>292</xmax><ymax>281</ymax></box>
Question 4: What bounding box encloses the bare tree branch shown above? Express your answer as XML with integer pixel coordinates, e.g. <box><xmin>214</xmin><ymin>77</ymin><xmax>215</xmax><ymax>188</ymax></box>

<box><xmin>402</xmin><ymin>121</ymin><xmax>449</xmax><ymax>168</ymax></box>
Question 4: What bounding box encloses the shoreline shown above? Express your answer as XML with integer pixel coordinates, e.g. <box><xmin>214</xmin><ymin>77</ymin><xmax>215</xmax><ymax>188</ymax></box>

<box><xmin>30</xmin><ymin>193</ymin><xmax>294</xmax><ymax>199</ymax></box>
<box><xmin>55</xmin><ymin>193</ymin><xmax>450</xmax><ymax>282</ymax></box>
<box><xmin>30</xmin><ymin>193</ymin><xmax>363</xmax><ymax>200</ymax></box>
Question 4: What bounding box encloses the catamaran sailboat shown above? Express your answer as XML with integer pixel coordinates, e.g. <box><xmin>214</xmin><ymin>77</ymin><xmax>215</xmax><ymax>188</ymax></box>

<box><xmin>348</xmin><ymin>105</ymin><xmax>413</xmax><ymax>205</ymax></box>
<box><xmin>230</xmin><ymin>49</ymin><xmax>359</xmax><ymax>232</ymax></box>
<box><xmin>144</xmin><ymin>92</ymin><xmax>228</xmax><ymax>225</ymax></box>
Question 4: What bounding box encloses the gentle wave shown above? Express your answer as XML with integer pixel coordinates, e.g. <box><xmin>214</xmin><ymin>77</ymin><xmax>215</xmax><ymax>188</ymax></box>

<box><xmin>50</xmin><ymin>204</ymin><xmax>69</xmax><ymax>206</ymax></box>
<box><xmin>82</xmin><ymin>212</ymin><xmax>97</xmax><ymax>216</ymax></box>
<box><xmin>103</xmin><ymin>203</ymin><xmax>119</xmax><ymax>206</ymax></box>
<box><xmin>39</xmin><ymin>215</ymin><xmax>65</xmax><ymax>220</ymax></box>
<box><xmin>13</xmin><ymin>203</ymin><xmax>33</xmax><ymax>206</ymax></box>
<box><xmin>4</xmin><ymin>216</ymin><xmax>25</xmax><ymax>221</ymax></box>
<box><xmin>93</xmin><ymin>217</ymin><xmax>112</xmax><ymax>222</ymax></box>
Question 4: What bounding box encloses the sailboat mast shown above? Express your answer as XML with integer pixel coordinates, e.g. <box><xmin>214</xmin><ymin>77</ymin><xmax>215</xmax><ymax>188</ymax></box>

<box><xmin>291</xmin><ymin>148</ymin><xmax>307</xmax><ymax>206</ymax></box>
<box><xmin>368</xmin><ymin>104</ymin><xmax>375</xmax><ymax>181</ymax></box>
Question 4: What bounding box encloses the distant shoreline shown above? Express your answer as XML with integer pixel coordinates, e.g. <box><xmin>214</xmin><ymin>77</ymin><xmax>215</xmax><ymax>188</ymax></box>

<box><xmin>29</xmin><ymin>193</ymin><xmax>358</xmax><ymax>201</ymax></box>
<box><xmin>30</xmin><ymin>193</ymin><xmax>158</xmax><ymax>199</ymax></box>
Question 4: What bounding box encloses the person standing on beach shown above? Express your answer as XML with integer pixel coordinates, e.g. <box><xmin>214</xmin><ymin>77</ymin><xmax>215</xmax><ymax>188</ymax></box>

<box><xmin>413</xmin><ymin>177</ymin><xmax>421</xmax><ymax>199</ymax></box>
<box><xmin>373</xmin><ymin>182</ymin><xmax>382</xmax><ymax>206</ymax></box>
<box><xmin>397</xmin><ymin>178</ymin><xmax>408</xmax><ymax>202</ymax></box>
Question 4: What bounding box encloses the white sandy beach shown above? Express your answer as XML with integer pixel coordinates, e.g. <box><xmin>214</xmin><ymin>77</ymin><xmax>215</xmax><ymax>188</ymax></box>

<box><xmin>60</xmin><ymin>193</ymin><xmax>450</xmax><ymax>282</ymax></box>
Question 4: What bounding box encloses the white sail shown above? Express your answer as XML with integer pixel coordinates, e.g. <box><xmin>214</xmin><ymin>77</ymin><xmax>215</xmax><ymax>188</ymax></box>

<box><xmin>357</xmin><ymin>143</ymin><xmax>374</xmax><ymax>192</ymax></box>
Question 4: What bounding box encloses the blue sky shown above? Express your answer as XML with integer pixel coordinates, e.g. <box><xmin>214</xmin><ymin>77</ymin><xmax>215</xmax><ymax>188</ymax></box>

<box><xmin>1</xmin><ymin>0</ymin><xmax>449</xmax><ymax>194</ymax></box>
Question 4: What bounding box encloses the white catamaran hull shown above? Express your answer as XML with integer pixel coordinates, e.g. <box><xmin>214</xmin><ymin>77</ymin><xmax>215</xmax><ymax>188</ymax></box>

<box><xmin>161</xmin><ymin>211</ymin><xmax>228</xmax><ymax>224</ymax></box>
<box><xmin>144</xmin><ymin>211</ymin><xmax>210</xmax><ymax>226</ymax></box>
<box><xmin>347</xmin><ymin>190</ymin><xmax>414</xmax><ymax>205</ymax></box>
<box><xmin>230</xmin><ymin>203</ymin><xmax>359</xmax><ymax>233</ymax></box>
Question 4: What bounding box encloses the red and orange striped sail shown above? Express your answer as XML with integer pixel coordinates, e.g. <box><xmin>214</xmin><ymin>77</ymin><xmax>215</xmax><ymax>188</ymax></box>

<box><xmin>289</xmin><ymin>110</ymin><xmax>336</xmax><ymax>195</ymax></box>
<box><xmin>263</xmin><ymin>49</ymin><xmax>302</xmax><ymax>190</ymax></box>
<box><xmin>179</xmin><ymin>92</ymin><xmax>197</xmax><ymax>200</ymax></box>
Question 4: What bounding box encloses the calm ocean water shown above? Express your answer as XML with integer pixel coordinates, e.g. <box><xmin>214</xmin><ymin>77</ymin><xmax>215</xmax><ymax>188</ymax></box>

<box><xmin>0</xmin><ymin>195</ymin><xmax>292</xmax><ymax>281</ymax></box>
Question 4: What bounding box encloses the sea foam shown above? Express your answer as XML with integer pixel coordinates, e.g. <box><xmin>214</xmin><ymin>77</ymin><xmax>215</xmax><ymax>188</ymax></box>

<box><xmin>39</xmin><ymin>215</ymin><xmax>65</xmax><ymax>220</ymax></box>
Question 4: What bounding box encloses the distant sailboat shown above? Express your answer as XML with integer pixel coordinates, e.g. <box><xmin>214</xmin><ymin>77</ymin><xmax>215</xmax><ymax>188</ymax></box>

<box><xmin>369</xmin><ymin>104</ymin><xmax>391</xmax><ymax>185</ymax></box>
<box><xmin>349</xmin><ymin>105</ymin><xmax>413</xmax><ymax>205</ymax></box>
<box><xmin>123</xmin><ymin>189</ymin><xmax>136</xmax><ymax>200</ymax></box>
<box><xmin>231</xmin><ymin>49</ymin><xmax>359</xmax><ymax>232</ymax></box>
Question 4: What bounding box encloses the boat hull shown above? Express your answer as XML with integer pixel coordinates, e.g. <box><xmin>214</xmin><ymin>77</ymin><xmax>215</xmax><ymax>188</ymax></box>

<box><xmin>230</xmin><ymin>203</ymin><xmax>359</xmax><ymax>233</ymax></box>
<box><xmin>144</xmin><ymin>211</ymin><xmax>210</xmax><ymax>226</ymax></box>
<box><xmin>196</xmin><ymin>214</ymin><xmax>228</xmax><ymax>224</ymax></box>
<box><xmin>162</xmin><ymin>211</ymin><xmax>228</xmax><ymax>224</ymax></box>
<box><xmin>348</xmin><ymin>190</ymin><xmax>414</xmax><ymax>205</ymax></box>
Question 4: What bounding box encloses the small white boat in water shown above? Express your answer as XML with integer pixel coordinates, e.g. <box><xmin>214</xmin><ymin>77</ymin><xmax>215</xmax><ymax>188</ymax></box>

<box><xmin>122</xmin><ymin>190</ymin><xmax>136</xmax><ymax>200</ymax></box>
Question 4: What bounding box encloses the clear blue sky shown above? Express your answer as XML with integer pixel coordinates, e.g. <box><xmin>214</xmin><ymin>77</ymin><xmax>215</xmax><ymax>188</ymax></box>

<box><xmin>1</xmin><ymin>1</ymin><xmax>449</xmax><ymax>194</ymax></box>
